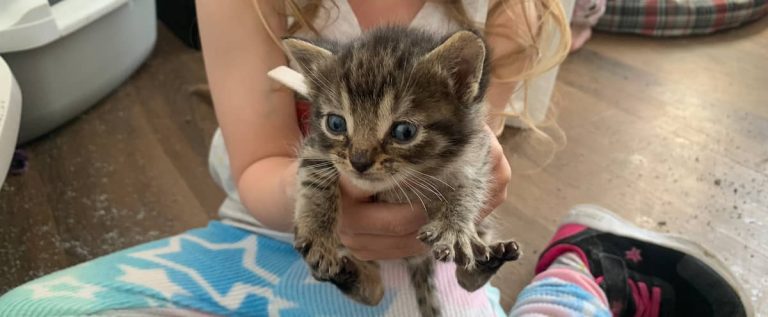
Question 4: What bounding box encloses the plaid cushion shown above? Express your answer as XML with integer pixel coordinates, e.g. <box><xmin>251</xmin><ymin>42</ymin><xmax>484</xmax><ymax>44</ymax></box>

<box><xmin>595</xmin><ymin>0</ymin><xmax>768</xmax><ymax>36</ymax></box>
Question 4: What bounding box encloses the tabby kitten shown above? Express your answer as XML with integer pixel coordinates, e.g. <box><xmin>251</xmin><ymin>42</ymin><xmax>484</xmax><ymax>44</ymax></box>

<box><xmin>284</xmin><ymin>26</ymin><xmax>520</xmax><ymax>317</ymax></box>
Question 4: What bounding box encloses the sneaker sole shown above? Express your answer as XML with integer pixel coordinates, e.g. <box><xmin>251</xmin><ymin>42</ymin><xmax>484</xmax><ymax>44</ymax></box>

<box><xmin>564</xmin><ymin>204</ymin><xmax>755</xmax><ymax>317</ymax></box>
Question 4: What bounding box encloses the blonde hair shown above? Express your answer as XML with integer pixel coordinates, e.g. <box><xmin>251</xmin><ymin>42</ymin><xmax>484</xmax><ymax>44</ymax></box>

<box><xmin>254</xmin><ymin>0</ymin><xmax>571</xmax><ymax>170</ymax></box>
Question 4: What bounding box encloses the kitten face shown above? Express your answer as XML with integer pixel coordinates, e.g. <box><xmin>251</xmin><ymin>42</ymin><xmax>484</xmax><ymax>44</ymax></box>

<box><xmin>313</xmin><ymin>83</ymin><xmax>458</xmax><ymax>192</ymax></box>
<box><xmin>285</xmin><ymin>27</ymin><xmax>490</xmax><ymax>192</ymax></box>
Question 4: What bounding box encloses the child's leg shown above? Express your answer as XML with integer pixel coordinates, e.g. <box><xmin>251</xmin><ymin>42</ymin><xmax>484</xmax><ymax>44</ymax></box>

<box><xmin>509</xmin><ymin>253</ymin><xmax>610</xmax><ymax>317</ymax></box>
<box><xmin>570</xmin><ymin>0</ymin><xmax>607</xmax><ymax>51</ymax></box>
<box><xmin>2</xmin><ymin>220</ymin><xmax>413</xmax><ymax>316</ymax></box>
<box><xmin>0</xmin><ymin>221</ymin><xmax>302</xmax><ymax>316</ymax></box>
<box><xmin>0</xmin><ymin>221</ymin><xmax>505</xmax><ymax>317</ymax></box>
<box><xmin>510</xmin><ymin>204</ymin><xmax>750</xmax><ymax>317</ymax></box>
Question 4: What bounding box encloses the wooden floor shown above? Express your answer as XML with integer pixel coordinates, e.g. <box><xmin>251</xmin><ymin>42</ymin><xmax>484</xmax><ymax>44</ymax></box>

<box><xmin>1</xmin><ymin>20</ymin><xmax>767</xmax><ymax>314</ymax></box>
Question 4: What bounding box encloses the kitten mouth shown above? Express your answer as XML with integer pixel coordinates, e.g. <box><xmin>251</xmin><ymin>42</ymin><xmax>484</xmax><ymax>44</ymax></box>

<box><xmin>345</xmin><ymin>171</ymin><xmax>394</xmax><ymax>192</ymax></box>
<box><xmin>352</xmin><ymin>172</ymin><xmax>382</xmax><ymax>181</ymax></box>
<box><xmin>345</xmin><ymin>170</ymin><xmax>387</xmax><ymax>183</ymax></box>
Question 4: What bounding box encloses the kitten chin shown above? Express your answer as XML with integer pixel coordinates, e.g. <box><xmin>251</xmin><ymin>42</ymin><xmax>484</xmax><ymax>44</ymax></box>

<box><xmin>343</xmin><ymin>171</ymin><xmax>397</xmax><ymax>193</ymax></box>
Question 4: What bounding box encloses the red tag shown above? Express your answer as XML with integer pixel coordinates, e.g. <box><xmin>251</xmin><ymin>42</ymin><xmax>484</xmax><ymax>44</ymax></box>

<box><xmin>296</xmin><ymin>100</ymin><xmax>312</xmax><ymax>136</ymax></box>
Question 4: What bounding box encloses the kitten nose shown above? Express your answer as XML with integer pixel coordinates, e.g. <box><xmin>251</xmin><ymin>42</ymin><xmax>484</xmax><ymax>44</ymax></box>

<box><xmin>350</xmin><ymin>153</ymin><xmax>374</xmax><ymax>173</ymax></box>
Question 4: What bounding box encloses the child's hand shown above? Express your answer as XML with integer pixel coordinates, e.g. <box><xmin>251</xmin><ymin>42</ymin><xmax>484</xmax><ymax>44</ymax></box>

<box><xmin>337</xmin><ymin>176</ymin><xmax>429</xmax><ymax>261</ymax></box>
<box><xmin>481</xmin><ymin>125</ymin><xmax>512</xmax><ymax>219</ymax></box>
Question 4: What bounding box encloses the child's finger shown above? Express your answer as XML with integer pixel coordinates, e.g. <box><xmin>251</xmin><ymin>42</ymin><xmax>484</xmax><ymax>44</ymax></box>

<box><xmin>347</xmin><ymin>244</ymin><xmax>429</xmax><ymax>261</ymax></box>
<box><xmin>339</xmin><ymin>230</ymin><xmax>425</xmax><ymax>251</ymax></box>
<box><xmin>340</xmin><ymin>201</ymin><xmax>428</xmax><ymax>236</ymax></box>
<box><xmin>479</xmin><ymin>127</ymin><xmax>511</xmax><ymax>220</ymax></box>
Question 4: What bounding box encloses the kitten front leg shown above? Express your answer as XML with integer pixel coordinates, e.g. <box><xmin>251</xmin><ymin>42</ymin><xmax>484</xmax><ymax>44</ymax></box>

<box><xmin>416</xmin><ymin>186</ymin><xmax>490</xmax><ymax>271</ymax></box>
<box><xmin>294</xmin><ymin>159</ymin><xmax>384</xmax><ymax>305</ymax></box>
<box><xmin>455</xmin><ymin>239</ymin><xmax>520</xmax><ymax>291</ymax></box>
<box><xmin>417</xmin><ymin>215</ymin><xmax>488</xmax><ymax>270</ymax></box>
<box><xmin>417</xmin><ymin>199</ymin><xmax>521</xmax><ymax>291</ymax></box>
<box><xmin>294</xmin><ymin>160</ymin><xmax>346</xmax><ymax>280</ymax></box>
<box><xmin>454</xmin><ymin>220</ymin><xmax>521</xmax><ymax>291</ymax></box>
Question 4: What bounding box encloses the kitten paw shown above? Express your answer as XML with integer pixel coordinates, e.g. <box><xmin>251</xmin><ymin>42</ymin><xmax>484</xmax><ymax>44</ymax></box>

<box><xmin>332</xmin><ymin>260</ymin><xmax>384</xmax><ymax>306</ymax></box>
<box><xmin>474</xmin><ymin>240</ymin><xmax>521</xmax><ymax>270</ymax></box>
<box><xmin>294</xmin><ymin>236</ymin><xmax>353</xmax><ymax>282</ymax></box>
<box><xmin>418</xmin><ymin>222</ymin><xmax>488</xmax><ymax>269</ymax></box>
<box><xmin>295</xmin><ymin>235</ymin><xmax>382</xmax><ymax>305</ymax></box>
<box><xmin>488</xmin><ymin>240</ymin><xmax>521</xmax><ymax>264</ymax></box>
<box><xmin>456</xmin><ymin>239</ymin><xmax>521</xmax><ymax>292</ymax></box>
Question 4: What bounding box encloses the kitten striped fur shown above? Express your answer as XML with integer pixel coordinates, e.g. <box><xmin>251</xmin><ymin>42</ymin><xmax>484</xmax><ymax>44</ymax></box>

<box><xmin>285</xmin><ymin>26</ymin><xmax>520</xmax><ymax>316</ymax></box>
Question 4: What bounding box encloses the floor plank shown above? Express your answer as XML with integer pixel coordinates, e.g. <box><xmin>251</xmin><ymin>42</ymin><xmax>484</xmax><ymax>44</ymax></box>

<box><xmin>493</xmin><ymin>18</ymin><xmax>768</xmax><ymax>313</ymax></box>
<box><xmin>0</xmin><ymin>26</ymin><xmax>223</xmax><ymax>292</ymax></box>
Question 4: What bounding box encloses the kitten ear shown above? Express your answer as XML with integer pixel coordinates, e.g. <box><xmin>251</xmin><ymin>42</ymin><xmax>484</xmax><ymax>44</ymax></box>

<box><xmin>282</xmin><ymin>38</ymin><xmax>334</xmax><ymax>75</ymax></box>
<box><xmin>421</xmin><ymin>31</ymin><xmax>488</xmax><ymax>104</ymax></box>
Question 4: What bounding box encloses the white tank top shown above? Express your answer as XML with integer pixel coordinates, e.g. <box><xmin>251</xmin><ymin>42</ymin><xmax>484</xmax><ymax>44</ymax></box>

<box><xmin>209</xmin><ymin>0</ymin><xmax>490</xmax><ymax>242</ymax></box>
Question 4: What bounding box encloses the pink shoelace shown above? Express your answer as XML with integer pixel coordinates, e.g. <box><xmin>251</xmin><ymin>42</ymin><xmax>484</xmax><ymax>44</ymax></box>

<box><xmin>628</xmin><ymin>279</ymin><xmax>662</xmax><ymax>317</ymax></box>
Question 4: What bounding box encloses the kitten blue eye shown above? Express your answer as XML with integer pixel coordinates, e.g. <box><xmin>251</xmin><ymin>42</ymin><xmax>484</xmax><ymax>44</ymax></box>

<box><xmin>391</xmin><ymin>122</ymin><xmax>417</xmax><ymax>142</ymax></box>
<box><xmin>326</xmin><ymin>114</ymin><xmax>347</xmax><ymax>134</ymax></box>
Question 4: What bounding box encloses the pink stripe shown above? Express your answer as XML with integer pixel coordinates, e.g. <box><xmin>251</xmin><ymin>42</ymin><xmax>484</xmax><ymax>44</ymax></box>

<box><xmin>627</xmin><ymin>279</ymin><xmax>662</xmax><ymax>317</ymax></box>
<box><xmin>511</xmin><ymin>303</ymin><xmax>574</xmax><ymax>317</ymax></box>
<box><xmin>534</xmin><ymin>268</ymin><xmax>609</xmax><ymax>308</ymax></box>
<box><xmin>535</xmin><ymin>244</ymin><xmax>590</xmax><ymax>274</ymax></box>
<box><xmin>548</xmin><ymin>224</ymin><xmax>587</xmax><ymax>245</ymax></box>
<box><xmin>650</xmin><ymin>286</ymin><xmax>662</xmax><ymax>317</ymax></box>
<box><xmin>628</xmin><ymin>279</ymin><xmax>642</xmax><ymax>317</ymax></box>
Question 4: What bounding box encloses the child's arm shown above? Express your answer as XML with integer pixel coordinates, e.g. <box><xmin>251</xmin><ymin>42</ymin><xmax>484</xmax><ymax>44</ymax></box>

<box><xmin>197</xmin><ymin>0</ymin><xmax>300</xmax><ymax>231</ymax></box>
<box><xmin>195</xmin><ymin>1</ymin><xmax>512</xmax><ymax>262</ymax></box>
<box><xmin>195</xmin><ymin>1</ymin><xmax>428</xmax><ymax>257</ymax></box>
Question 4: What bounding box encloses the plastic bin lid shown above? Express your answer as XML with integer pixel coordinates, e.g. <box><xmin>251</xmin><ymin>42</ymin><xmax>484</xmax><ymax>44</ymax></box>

<box><xmin>0</xmin><ymin>0</ymin><xmax>128</xmax><ymax>53</ymax></box>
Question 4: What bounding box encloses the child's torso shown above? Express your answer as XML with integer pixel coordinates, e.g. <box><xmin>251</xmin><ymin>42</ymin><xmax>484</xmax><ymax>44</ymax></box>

<box><xmin>212</xmin><ymin>0</ymin><xmax>490</xmax><ymax>238</ymax></box>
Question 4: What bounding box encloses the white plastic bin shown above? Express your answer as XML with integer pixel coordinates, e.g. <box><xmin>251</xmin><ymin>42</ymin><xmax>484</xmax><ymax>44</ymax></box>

<box><xmin>0</xmin><ymin>0</ymin><xmax>156</xmax><ymax>143</ymax></box>
<box><xmin>0</xmin><ymin>56</ymin><xmax>21</xmax><ymax>185</ymax></box>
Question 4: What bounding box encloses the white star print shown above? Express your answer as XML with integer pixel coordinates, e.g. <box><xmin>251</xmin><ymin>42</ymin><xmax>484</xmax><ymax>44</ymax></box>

<box><xmin>145</xmin><ymin>297</ymin><xmax>163</xmax><ymax>307</ymax></box>
<box><xmin>128</xmin><ymin>234</ymin><xmax>296</xmax><ymax>316</ymax></box>
<box><xmin>144</xmin><ymin>296</ymin><xmax>180</xmax><ymax>308</ymax></box>
<box><xmin>118</xmin><ymin>265</ymin><xmax>191</xmax><ymax>299</ymax></box>
<box><xmin>26</xmin><ymin>276</ymin><xmax>104</xmax><ymax>300</ymax></box>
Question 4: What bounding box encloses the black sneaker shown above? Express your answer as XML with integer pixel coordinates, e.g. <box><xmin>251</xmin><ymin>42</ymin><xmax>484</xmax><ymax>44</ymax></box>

<box><xmin>535</xmin><ymin>205</ymin><xmax>751</xmax><ymax>317</ymax></box>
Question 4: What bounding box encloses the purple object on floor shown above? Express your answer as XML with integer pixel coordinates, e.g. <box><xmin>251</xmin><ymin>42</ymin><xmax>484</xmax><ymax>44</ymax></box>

<box><xmin>10</xmin><ymin>149</ymin><xmax>28</xmax><ymax>175</ymax></box>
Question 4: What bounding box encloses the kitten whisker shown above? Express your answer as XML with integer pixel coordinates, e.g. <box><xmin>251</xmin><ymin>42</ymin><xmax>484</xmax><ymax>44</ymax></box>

<box><xmin>297</xmin><ymin>156</ymin><xmax>340</xmax><ymax>163</ymax></box>
<box><xmin>400</xmin><ymin>170</ymin><xmax>437</xmax><ymax>200</ymax></box>
<box><xmin>401</xmin><ymin>65</ymin><xmax>417</xmax><ymax>98</ymax></box>
<box><xmin>402</xmin><ymin>170</ymin><xmax>447</xmax><ymax>202</ymax></box>
<box><xmin>298</xmin><ymin>157</ymin><xmax>343</xmax><ymax>171</ymax></box>
<box><xmin>315</xmin><ymin>168</ymin><xmax>339</xmax><ymax>190</ymax></box>
<box><xmin>305</xmin><ymin>164</ymin><xmax>338</xmax><ymax>190</ymax></box>
<box><xmin>391</xmin><ymin>175</ymin><xmax>415</xmax><ymax>211</ymax></box>
<box><xmin>403</xmin><ymin>166</ymin><xmax>455</xmax><ymax>191</ymax></box>
<box><xmin>311</xmin><ymin>165</ymin><xmax>335</xmax><ymax>178</ymax></box>
<box><xmin>388</xmin><ymin>179</ymin><xmax>406</xmax><ymax>203</ymax></box>
<box><xmin>309</xmin><ymin>174</ymin><xmax>336</xmax><ymax>193</ymax></box>
<box><xmin>305</xmin><ymin>161</ymin><xmax>334</xmax><ymax>169</ymax></box>
<box><xmin>404</xmin><ymin>169</ymin><xmax>447</xmax><ymax>199</ymax></box>
<box><xmin>305</xmin><ymin>164</ymin><xmax>335</xmax><ymax>178</ymax></box>
<box><xmin>402</xmin><ymin>179</ymin><xmax>428</xmax><ymax>212</ymax></box>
